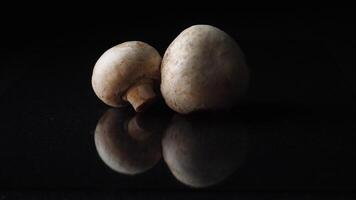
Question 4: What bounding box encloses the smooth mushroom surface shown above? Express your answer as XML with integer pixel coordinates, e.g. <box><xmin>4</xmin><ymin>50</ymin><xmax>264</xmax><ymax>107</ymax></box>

<box><xmin>162</xmin><ymin>114</ymin><xmax>248</xmax><ymax>188</ymax></box>
<box><xmin>94</xmin><ymin>108</ymin><xmax>162</xmax><ymax>175</ymax></box>
<box><xmin>92</xmin><ymin>41</ymin><xmax>161</xmax><ymax>112</ymax></box>
<box><xmin>161</xmin><ymin>25</ymin><xmax>249</xmax><ymax>114</ymax></box>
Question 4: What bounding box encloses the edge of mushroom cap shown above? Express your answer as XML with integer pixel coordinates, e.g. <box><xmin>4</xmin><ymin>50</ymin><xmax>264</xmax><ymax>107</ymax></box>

<box><xmin>92</xmin><ymin>41</ymin><xmax>162</xmax><ymax>107</ymax></box>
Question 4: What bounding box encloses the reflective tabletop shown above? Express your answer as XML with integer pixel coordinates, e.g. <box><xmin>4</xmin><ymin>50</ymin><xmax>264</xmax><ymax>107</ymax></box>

<box><xmin>1</xmin><ymin>9</ymin><xmax>355</xmax><ymax>198</ymax></box>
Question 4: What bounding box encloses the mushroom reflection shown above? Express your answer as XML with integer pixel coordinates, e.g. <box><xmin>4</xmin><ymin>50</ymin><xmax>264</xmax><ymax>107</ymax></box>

<box><xmin>94</xmin><ymin>108</ymin><xmax>165</xmax><ymax>175</ymax></box>
<box><xmin>162</xmin><ymin>113</ymin><xmax>248</xmax><ymax>188</ymax></box>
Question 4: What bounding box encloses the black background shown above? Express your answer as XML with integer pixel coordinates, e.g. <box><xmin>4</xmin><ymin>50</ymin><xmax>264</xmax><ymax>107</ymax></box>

<box><xmin>0</xmin><ymin>7</ymin><xmax>355</xmax><ymax>199</ymax></box>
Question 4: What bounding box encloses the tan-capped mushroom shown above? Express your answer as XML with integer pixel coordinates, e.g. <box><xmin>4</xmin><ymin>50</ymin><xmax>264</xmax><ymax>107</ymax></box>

<box><xmin>161</xmin><ymin>25</ymin><xmax>249</xmax><ymax>114</ymax></box>
<box><xmin>92</xmin><ymin>41</ymin><xmax>161</xmax><ymax>112</ymax></box>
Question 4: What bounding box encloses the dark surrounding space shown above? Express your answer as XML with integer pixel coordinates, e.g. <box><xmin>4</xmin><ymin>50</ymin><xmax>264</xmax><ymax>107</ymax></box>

<box><xmin>0</xmin><ymin>7</ymin><xmax>355</xmax><ymax>199</ymax></box>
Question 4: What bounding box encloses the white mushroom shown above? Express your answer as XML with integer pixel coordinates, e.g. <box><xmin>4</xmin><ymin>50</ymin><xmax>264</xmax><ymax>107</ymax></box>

<box><xmin>92</xmin><ymin>41</ymin><xmax>161</xmax><ymax>112</ymax></box>
<box><xmin>161</xmin><ymin>25</ymin><xmax>249</xmax><ymax>114</ymax></box>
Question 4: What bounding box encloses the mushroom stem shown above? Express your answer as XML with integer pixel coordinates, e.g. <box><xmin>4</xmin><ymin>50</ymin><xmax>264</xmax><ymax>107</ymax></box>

<box><xmin>124</xmin><ymin>80</ymin><xmax>156</xmax><ymax>112</ymax></box>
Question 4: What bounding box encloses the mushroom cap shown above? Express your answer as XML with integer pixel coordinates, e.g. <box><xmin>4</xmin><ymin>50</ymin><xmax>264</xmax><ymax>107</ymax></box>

<box><xmin>162</xmin><ymin>114</ymin><xmax>248</xmax><ymax>188</ymax></box>
<box><xmin>94</xmin><ymin>108</ymin><xmax>162</xmax><ymax>175</ymax></box>
<box><xmin>161</xmin><ymin>25</ymin><xmax>249</xmax><ymax>114</ymax></box>
<box><xmin>92</xmin><ymin>41</ymin><xmax>161</xmax><ymax>107</ymax></box>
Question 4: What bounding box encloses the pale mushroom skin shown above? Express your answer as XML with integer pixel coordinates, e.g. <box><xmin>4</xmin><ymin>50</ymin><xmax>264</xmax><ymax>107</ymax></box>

<box><xmin>92</xmin><ymin>41</ymin><xmax>161</xmax><ymax>112</ymax></box>
<box><xmin>94</xmin><ymin>108</ymin><xmax>162</xmax><ymax>175</ymax></box>
<box><xmin>161</xmin><ymin>25</ymin><xmax>249</xmax><ymax>114</ymax></box>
